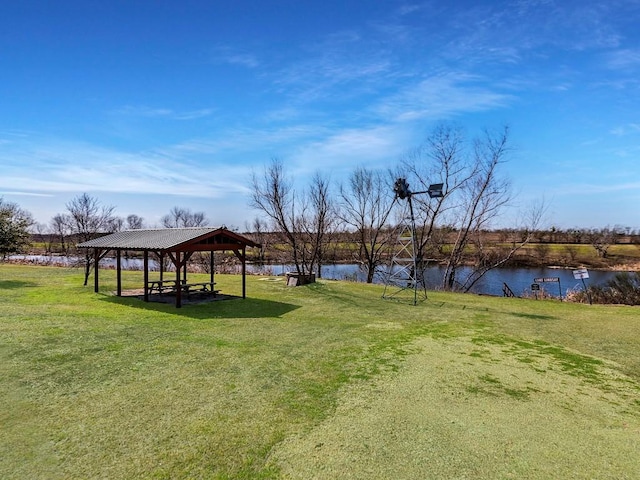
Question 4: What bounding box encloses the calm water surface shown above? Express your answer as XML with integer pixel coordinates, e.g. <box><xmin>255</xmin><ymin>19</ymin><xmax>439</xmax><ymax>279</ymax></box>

<box><xmin>249</xmin><ymin>263</ymin><xmax>619</xmax><ymax>298</ymax></box>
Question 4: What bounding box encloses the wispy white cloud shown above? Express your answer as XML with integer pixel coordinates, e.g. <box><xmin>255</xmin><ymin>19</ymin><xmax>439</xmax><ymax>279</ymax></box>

<box><xmin>549</xmin><ymin>83</ymin><xmax>572</xmax><ymax>92</ymax></box>
<box><xmin>271</xmin><ymin>27</ymin><xmax>394</xmax><ymax>104</ymax></box>
<box><xmin>605</xmin><ymin>48</ymin><xmax>640</xmax><ymax>70</ymax></box>
<box><xmin>397</xmin><ymin>3</ymin><xmax>423</xmax><ymax>16</ymax></box>
<box><xmin>0</xmin><ymin>129</ymin><xmax>31</xmax><ymax>138</ymax></box>
<box><xmin>562</xmin><ymin>180</ymin><xmax>640</xmax><ymax>195</ymax></box>
<box><xmin>289</xmin><ymin>125</ymin><xmax>413</xmax><ymax>176</ymax></box>
<box><xmin>0</xmin><ymin>138</ymin><xmax>251</xmax><ymax>199</ymax></box>
<box><xmin>274</xmin><ymin>55</ymin><xmax>392</xmax><ymax>103</ymax></box>
<box><xmin>372</xmin><ymin>73</ymin><xmax>512</xmax><ymax>122</ymax></box>
<box><xmin>211</xmin><ymin>45</ymin><xmax>260</xmax><ymax>68</ymax></box>
<box><xmin>225</xmin><ymin>53</ymin><xmax>260</xmax><ymax>68</ymax></box>
<box><xmin>114</xmin><ymin>106</ymin><xmax>173</xmax><ymax>117</ymax></box>
<box><xmin>164</xmin><ymin>125</ymin><xmax>329</xmax><ymax>158</ymax></box>
<box><xmin>438</xmin><ymin>0</ymin><xmax>626</xmax><ymax>68</ymax></box>
<box><xmin>610</xmin><ymin>123</ymin><xmax>640</xmax><ymax>136</ymax></box>
<box><xmin>555</xmin><ymin>4</ymin><xmax>622</xmax><ymax>51</ymax></box>
<box><xmin>112</xmin><ymin>105</ymin><xmax>215</xmax><ymax>120</ymax></box>
<box><xmin>173</xmin><ymin>109</ymin><xmax>215</xmax><ymax>120</ymax></box>
<box><xmin>0</xmin><ymin>191</ymin><xmax>53</xmax><ymax>197</ymax></box>
<box><xmin>0</xmin><ymin>123</ymin><xmax>411</xmax><ymax>204</ymax></box>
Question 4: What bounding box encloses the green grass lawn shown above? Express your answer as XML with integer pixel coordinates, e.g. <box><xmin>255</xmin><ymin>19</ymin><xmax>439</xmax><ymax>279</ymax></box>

<box><xmin>2</xmin><ymin>265</ymin><xmax>640</xmax><ymax>479</ymax></box>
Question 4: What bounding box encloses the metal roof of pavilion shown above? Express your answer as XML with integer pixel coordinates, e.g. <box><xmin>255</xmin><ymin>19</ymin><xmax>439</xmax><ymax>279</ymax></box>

<box><xmin>77</xmin><ymin>227</ymin><xmax>259</xmax><ymax>251</ymax></box>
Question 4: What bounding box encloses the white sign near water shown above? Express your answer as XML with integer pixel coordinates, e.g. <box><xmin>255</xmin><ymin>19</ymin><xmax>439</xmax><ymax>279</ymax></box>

<box><xmin>573</xmin><ymin>268</ymin><xmax>589</xmax><ymax>280</ymax></box>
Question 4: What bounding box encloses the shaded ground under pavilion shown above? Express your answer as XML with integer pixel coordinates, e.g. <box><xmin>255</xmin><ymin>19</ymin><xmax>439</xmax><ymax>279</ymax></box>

<box><xmin>78</xmin><ymin>227</ymin><xmax>260</xmax><ymax>308</ymax></box>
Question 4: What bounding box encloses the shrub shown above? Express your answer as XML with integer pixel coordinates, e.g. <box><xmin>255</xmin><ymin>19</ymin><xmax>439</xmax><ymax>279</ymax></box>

<box><xmin>606</xmin><ymin>272</ymin><xmax>640</xmax><ymax>305</ymax></box>
<box><xmin>567</xmin><ymin>272</ymin><xmax>640</xmax><ymax>305</ymax></box>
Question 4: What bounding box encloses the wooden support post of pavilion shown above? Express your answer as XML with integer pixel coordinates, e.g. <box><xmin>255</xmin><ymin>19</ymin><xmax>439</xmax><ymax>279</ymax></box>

<box><xmin>94</xmin><ymin>249</ymin><xmax>100</xmax><ymax>293</ymax></box>
<box><xmin>116</xmin><ymin>250</ymin><xmax>122</xmax><ymax>297</ymax></box>
<box><xmin>143</xmin><ymin>250</ymin><xmax>149</xmax><ymax>302</ymax></box>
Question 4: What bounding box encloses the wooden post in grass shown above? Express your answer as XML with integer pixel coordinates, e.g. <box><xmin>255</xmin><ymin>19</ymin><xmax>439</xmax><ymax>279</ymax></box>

<box><xmin>143</xmin><ymin>251</ymin><xmax>149</xmax><ymax>302</ymax></box>
<box><xmin>94</xmin><ymin>249</ymin><xmax>100</xmax><ymax>293</ymax></box>
<box><xmin>210</xmin><ymin>252</ymin><xmax>215</xmax><ymax>286</ymax></box>
<box><xmin>176</xmin><ymin>251</ymin><xmax>182</xmax><ymax>308</ymax></box>
<box><xmin>242</xmin><ymin>246</ymin><xmax>246</xmax><ymax>298</ymax></box>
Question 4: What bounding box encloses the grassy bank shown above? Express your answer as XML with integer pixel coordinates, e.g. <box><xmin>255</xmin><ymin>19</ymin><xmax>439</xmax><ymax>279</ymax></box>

<box><xmin>1</xmin><ymin>265</ymin><xmax>639</xmax><ymax>479</ymax></box>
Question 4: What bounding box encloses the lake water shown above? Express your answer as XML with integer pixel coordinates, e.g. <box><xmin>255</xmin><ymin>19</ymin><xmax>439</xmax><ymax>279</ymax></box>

<box><xmin>247</xmin><ymin>263</ymin><xmax>618</xmax><ymax>298</ymax></box>
<box><xmin>8</xmin><ymin>255</ymin><xmax>621</xmax><ymax>298</ymax></box>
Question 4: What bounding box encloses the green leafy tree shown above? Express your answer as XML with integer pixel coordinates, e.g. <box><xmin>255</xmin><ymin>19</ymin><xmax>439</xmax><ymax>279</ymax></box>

<box><xmin>0</xmin><ymin>198</ymin><xmax>34</xmax><ymax>259</ymax></box>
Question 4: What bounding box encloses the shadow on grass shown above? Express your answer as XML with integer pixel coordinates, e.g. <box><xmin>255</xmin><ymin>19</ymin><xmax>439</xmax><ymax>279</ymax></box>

<box><xmin>304</xmin><ymin>281</ymin><xmax>368</xmax><ymax>306</ymax></box>
<box><xmin>512</xmin><ymin>312</ymin><xmax>556</xmax><ymax>320</ymax></box>
<box><xmin>0</xmin><ymin>280</ymin><xmax>38</xmax><ymax>289</ymax></box>
<box><xmin>99</xmin><ymin>294</ymin><xmax>300</xmax><ymax>320</ymax></box>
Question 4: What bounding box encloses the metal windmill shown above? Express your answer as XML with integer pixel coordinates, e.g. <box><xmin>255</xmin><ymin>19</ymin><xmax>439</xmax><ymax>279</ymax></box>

<box><xmin>382</xmin><ymin>178</ymin><xmax>444</xmax><ymax>305</ymax></box>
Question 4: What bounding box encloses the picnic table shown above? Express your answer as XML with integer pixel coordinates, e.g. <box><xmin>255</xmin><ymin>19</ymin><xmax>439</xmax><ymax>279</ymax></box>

<box><xmin>147</xmin><ymin>279</ymin><xmax>178</xmax><ymax>294</ymax></box>
<box><xmin>147</xmin><ymin>280</ymin><xmax>218</xmax><ymax>296</ymax></box>
<box><xmin>180</xmin><ymin>281</ymin><xmax>218</xmax><ymax>295</ymax></box>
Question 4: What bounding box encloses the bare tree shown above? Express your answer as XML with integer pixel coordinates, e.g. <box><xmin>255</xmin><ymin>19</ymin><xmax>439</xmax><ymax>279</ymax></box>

<box><xmin>159</xmin><ymin>207</ymin><xmax>209</xmax><ymax>273</ymax></box>
<box><xmin>250</xmin><ymin>158</ymin><xmax>332</xmax><ymax>281</ymax></box>
<box><xmin>403</xmin><ymin>123</ymin><xmax>472</xmax><ymax>264</ymax></box>
<box><xmin>108</xmin><ymin>216</ymin><xmax>125</xmax><ymax>232</ymax></box>
<box><xmin>567</xmin><ymin>228</ymin><xmax>585</xmax><ymax>244</ymax></box>
<box><xmin>126</xmin><ymin>214</ymin><xmax>145</xmax><ymax>230</ymax></box>
<box><xmin>441</xmin><ymin>127</ymin><xmax>512</xmax><ymax>290</ymax></box>
<box><xmin>564</xmin><ymin>244</ymin><xmax>580</xmax><ymax>264</ymax></box>
<box><xmin>161</xmin><ymin>207</ymin><xmax>208</xmax><ymax>228</ymax></box>
<box><xmin>62</xmin><ymin>193</ymin><xmax>117</xmax><ymax>285</ymax></box>
<box><xmin>32</xmin><ymin>222</ymin><xmax>53</xmax><ymax>255</ymax></box>
<box><xmin>298</xmin><ymin>172</ymin><xmax>337</xmax><ymax>278</ymax></box>
<box><xmin>245</xmin><ymin>217</ymin><xmax>269</xmax><ymax>264</ymax></box>
<box><xmin>338</xmin><ymin>167</ymin><xmax>396</xmax><ymax>283</ymax></box>
<box><xmin>589</xmin><ymin>227</ymin><xmax>615</xmax><ymax>258</ymax></box>
<box><xmin>533</xmin><ymin>242</ymin><xmax>551</xmax><ymax>263</ymax></box>
<box><xmin>251</xmin><ymin>159</ymin><xmax>302</xmax><ymax>274</ymax></box>
<box><xmin>404</xmin><ymin>124</ymin><xmax>539</xmax><ymax>292</ymax></box>
<box><xmin>50</xmin><ymin>213</ymin><xmax>70</xmax><ymax>254</ymax></box>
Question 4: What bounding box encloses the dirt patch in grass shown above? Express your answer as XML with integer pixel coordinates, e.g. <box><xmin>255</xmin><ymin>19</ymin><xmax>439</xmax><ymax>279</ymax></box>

<box><xmin>270</xmin><ymin>335</ymin><xmax>640</xmax><ymax>479</ymax></box>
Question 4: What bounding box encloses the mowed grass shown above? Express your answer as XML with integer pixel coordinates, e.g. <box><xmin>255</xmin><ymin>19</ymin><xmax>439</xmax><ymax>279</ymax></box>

<box><xmin>1</xmin><ymin>265</ymin><xmax>640</xmax><ymax>479</ymax></box>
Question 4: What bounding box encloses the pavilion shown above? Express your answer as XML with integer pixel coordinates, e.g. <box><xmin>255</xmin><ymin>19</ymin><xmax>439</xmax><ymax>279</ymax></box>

<box><xmin>78</xmin><ymin>227</ymin><xmax>260</xmax><ymax>308</ymax></box>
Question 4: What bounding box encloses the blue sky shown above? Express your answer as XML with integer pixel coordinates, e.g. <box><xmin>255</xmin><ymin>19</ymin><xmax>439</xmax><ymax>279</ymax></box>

<box><xmin>1</xmin><ymin>0</ymin><xmax>639</xmax><ymax>230</ymax></box>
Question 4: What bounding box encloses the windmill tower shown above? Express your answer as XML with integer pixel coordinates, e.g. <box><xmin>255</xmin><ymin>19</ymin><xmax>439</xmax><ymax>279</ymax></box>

<box><xmin>382</xmin><ymin>178</ymin><xmax>443</xmax><ymax>305</ymax></box>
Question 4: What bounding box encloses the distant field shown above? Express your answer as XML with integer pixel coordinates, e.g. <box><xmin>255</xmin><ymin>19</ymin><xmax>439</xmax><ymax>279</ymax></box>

<box><xmin>516</xmin><ymin>242</ymin><xmax>640</xmax><ymax>267</ymax></box>
<box><xmin>2</xmin><ymin>265</ymin><xmax>639</xmax><ymax>479</ymax></box>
